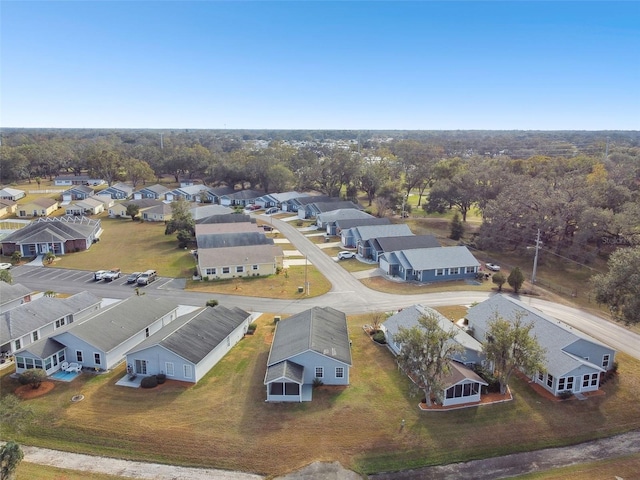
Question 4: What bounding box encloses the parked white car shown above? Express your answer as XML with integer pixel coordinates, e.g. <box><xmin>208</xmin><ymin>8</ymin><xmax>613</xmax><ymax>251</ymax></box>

<box><xmin>93</xmin><ymin>270</ymin><xmax>108</xmax><ymax>281</ymax></box>
<box><xmin>485</xmin><ymin>263</ymin><xmax>501</xmax><ymax>272</ymax></box>
<box><xmin>338</xmin><ymin>251</ymin><xmax>356</xmax><ymax>260</ymax></box>
<box><xmin>0</xmin><ymin>263</ymin><xmax>12</xmax><ymax>270</ymax></box>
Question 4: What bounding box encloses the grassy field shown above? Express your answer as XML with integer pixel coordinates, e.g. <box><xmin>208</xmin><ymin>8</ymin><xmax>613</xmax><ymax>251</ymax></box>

<box><xmin>3</xmin><ymin>313</ymin><xmax>639</xmax><ymax>478</ymax></box>
<box><xmin>16</xmin><ymin>462</ymin><xmax>128</xmax><ymax>480</ymax></box>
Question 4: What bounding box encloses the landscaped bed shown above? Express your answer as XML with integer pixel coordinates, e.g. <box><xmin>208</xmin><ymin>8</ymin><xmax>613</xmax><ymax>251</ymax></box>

<box><xmin>2</xmin><ymin>313</ymin><xmax>639</xmax><ymax>477</ymax></box>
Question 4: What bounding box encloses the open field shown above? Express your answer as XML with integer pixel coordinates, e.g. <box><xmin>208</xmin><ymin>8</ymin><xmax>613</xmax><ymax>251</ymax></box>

<box><xmin>17</xmin><ymin>462</ymin><xmax>128</xmax><ymax>480</ymax></box>
<box><xmin>2</xmin><ymin>313</ymin><xmax>639</xmax><ymax>478</ymax></box>
<box><xmin>514</xmin><ymin>453</ymin><xmax>640</xmax><ymax>480</ymax></box>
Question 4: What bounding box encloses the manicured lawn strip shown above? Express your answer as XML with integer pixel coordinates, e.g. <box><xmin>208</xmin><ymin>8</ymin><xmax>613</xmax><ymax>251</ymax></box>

<box><xmin>17</xmin><ymin>462</ymin><xmax>130</xmax><ymax>480</ymax></box>
<box><xmin>185</xmin><ymin>265</ymin><xmax>331</xmax><ymax>298</ymax></box>
<box><xmin>361</xmin><ymin>276</ymin><xmax>494</xmax><ymax>295</ymax></box>
<box><xmin>512</xmin><ymin>453</ymin><xmax>640</xmax><ymax>479</ymax></box>
<box><xmin>2</xmin><ymin>314</ymin><xmax>639</xmax><ymax>478</ymax></box>
<box><xmin>49</xmin><ymin>218</ymin><xmax>196</xmax><ymax>278</ymax></box>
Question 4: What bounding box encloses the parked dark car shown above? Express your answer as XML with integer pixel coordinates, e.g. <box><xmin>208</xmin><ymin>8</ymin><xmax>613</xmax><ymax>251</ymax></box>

<box><xmin>127</xmin><ymin>272</ymin><xmax>142</xmax><ymax>284</ymax></box>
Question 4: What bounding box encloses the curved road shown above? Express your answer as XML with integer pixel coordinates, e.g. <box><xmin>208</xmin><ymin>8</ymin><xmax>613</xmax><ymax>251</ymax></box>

<box><xmin>12</xmin><ymin>213</ymin><xmax>640</xmax><ymax>359</ymax></box>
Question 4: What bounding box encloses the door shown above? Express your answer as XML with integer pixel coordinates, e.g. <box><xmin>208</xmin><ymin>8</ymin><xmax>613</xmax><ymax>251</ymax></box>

<box><xmin>135</xmin><ymin>359</ymin><xmax>147</xmax><ymax>375</ymax></box>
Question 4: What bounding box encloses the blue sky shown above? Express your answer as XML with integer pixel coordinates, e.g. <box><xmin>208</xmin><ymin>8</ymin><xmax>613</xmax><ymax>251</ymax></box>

<box><xmin>2</xmin><ymin>1</ymin><xmax>638</xmax><ymax>130</ymax></box>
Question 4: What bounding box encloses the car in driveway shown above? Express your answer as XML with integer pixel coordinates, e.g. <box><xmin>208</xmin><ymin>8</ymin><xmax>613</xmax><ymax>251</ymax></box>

<box><xmin>485</xmin><ymin>263</ymin><xmax>501</xmax><ymax>272</ymax></box>
<box><xmin>93</xmin><ymin>270</ymin><xmax>108</xmax><ymax>281</ymax></box>
<box><xmin>103</xmin><ymin>269</ymin><xmax>121</xmax><ymax>282</ymax></box>
<box><xmin>337</xmin><ymin>251</ymin><xmax>356</xmax><ymax>260</ymax></box>
<box><xmin>0</xmin><ymin>263</ymin><xmax>12</xmax><ymax>270</ymax></box>
<box><xmin>127</xmin><ymin>272</ymin><xmax>142</xmax><ymax>284</ymax></box>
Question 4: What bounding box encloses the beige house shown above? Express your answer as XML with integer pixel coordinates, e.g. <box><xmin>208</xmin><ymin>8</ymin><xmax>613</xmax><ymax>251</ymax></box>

<box><xmin>198</xmin><ymin>244</ymin><xmax>283</xmax><ymax>280</ymax></box>
<box><xmin>17</xmin><ymin>198</ymin><xmax>59</xmax><ymax>217</ymax></box>
<box><xmin>65</xmin><ymin>197</ymin><xmax>105</xmax><ymax>216</ymax></box>
<box><xmin>0</xmin><ymin>198</ymin><xmax>17</xmax><ymax>217</ymax></box>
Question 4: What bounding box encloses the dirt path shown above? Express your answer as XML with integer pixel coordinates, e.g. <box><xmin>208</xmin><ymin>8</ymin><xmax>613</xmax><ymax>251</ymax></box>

<box><xmin>11</xmin><ymin>430</ymin><xmax>640</xmax><ymax>480</ymax></box>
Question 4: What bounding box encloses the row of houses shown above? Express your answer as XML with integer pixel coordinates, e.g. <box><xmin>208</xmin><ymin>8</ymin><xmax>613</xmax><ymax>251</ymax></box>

<box><xmin>194</xmin><ymin>213</ymin><xmax>284</xmax><ymax>281</ymax></box>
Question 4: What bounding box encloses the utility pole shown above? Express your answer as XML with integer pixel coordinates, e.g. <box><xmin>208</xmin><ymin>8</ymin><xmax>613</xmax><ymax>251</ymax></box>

<box><xmin>159</xmin><ymin>133</ymin><xmax>164</xmax><ymax>150</ymax></box>
<box><xmin>531</xmin><ymin>229</ymin><xmax>542</xmax><ymax>284</ymax></box>
<box><xmin>304</xmin><ymin>254</ymin><xmax>309</xmax><ymax>296</ymax></box>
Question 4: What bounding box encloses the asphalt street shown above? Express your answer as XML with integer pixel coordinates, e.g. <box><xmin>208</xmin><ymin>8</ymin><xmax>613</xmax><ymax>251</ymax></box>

<box><xmin>10</xmin><ymin>213</ymin><xmax>640</xmax><ymax>360</ymax></box>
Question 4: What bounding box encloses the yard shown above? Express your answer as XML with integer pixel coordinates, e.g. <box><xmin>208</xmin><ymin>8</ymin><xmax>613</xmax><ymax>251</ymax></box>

<box><xmin>3</xmin><ymin>313</ymin><xmax>639</xmax><ymax>478</ymax></box>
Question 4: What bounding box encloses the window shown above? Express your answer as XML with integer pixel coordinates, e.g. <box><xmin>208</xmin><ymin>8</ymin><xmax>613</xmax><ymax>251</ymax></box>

<box><xmin>184</xmin><ymin>364</ymin><xmax>192</xmax><ymax>379</ymax></box>
<box><xmin>547</xmin><ymin>374</ymin><xmax>554</xmax><ymax>388</ymax></box>
<box><xmin>145</xmin><ymin>327</ymin><xmax>150</xmax><ymax>338</ymax></box>
<box><xmin>558</xmin><ymin>378</ymin><xmax>565</xmax><ymax>390</ymax></box>
<box><xmin>76</xmin><ymin>351</ymin><xmax>83</xmax><ymax>362</ymax></box>
<box><xmin>34</xmin><ymin>359</ymin><xmax>43</xmax><ymax>369</ymax></box>
<box><xmin>602</xmin><ymin>354</ymin><xmax>610</xmax><ymax>368</ymax></box>
<box><xmin>16</xmin><ymin>357</ymin><xmax>25</xmax><ymax>369</ymax></box>
<box><xmin>25</xmin><ymin>358</ymin><xmax>34</xmax><ymax>369</ymax></box>
<box><xmin>206</xmin><ymin>268</ymin><xmax>216</xmax><ymax>275</ymax></box>
<box><xmin>94</xmin><ymin>353</ymin><xmax>101</xmax><ymax>365</ymax></box>
<box><xmin>466</xmin><ymin>266</ymin><xmax>475</xmax><ymax>273</ymax></box>
<box><xmin>449</xmin><ymin>267</ymin><xmax>459</xmax><ymax>275</ymax></box>
<box><xmin>55</xmin><ymin>318</ymin><xmax>66</xmax><ymax>329</ymax></box>
<box><xmin>45</xmin><ymin>358</ymin><xmax>52</xmax><ymax>370</ymax></box>
<box><xmin>591</xmin><ymin>373</ymin><xmax>599</xmax><ymax>386</ymax></box>
<box><xmin>14</xmin><ymin>339</ymin><xmax>21</xmax><ymax>350</ymax></box>
<box><xmin>270</xmin><ymin>383</ymin><xmax>283</xmax><ymax>395</ymax></box>
<box><xmin>165</xmin><ymin>362</ymin><xmax>174</xmax><ymax>376</ymax></box>
<box><xmin>566</xmin><ymin>377</ymin><xmax>574</xmax><ymax>390</ymax></box>
<box><xmin>58</xmin><ymin>351</ymin><xmax>65</xmax><ymax>362</ymax></box>
<box><xmin>285</xmin><ymin>383</ymin><xmax>299</xmax><ymax>395</ymax></box>
<box><xmin>583</xmin><ymin>374</ymin><xmax>590</xmax><ymax>387</ymax></box>
<box><xmin>252</xmin><ymin>265</ymin><xmax>259</xmax><ymax>271</ymax></box>
<box><xmin>335</xmin><ymin>367</ymin><xmax>344</xmax><ymax>378</ymax></box>
<box><xmin>222</xmin><ymin>267</ymin><xmax>230</xmax><ymax>274</ymax></box>
<box><xmin>315</xmin><ymin>367</ymin><xmax>324</xmax><ymax>378</ymax></box>
<box><xmin>226</xmin><ymin>337</ymin><xmax>230</xmax><ymax>347</ymax></box>
<box><xmin>236</xmin><ymin>266</ymin><xmax>244</xmax><ymax>273</ymax></box>
<box><xmin>435</xmin><ymin>268</ymin><xmax>445</xmax><ymax>276</ymax></box>
<box><xmin>538</xmin><ymin>372</ymin><xmax>544</xmax><ymax>381</ymax></box>
<box><xmin>32</xmin><ymin>331</ymin><xmax>39</xmax><ymax>342</ymax></box>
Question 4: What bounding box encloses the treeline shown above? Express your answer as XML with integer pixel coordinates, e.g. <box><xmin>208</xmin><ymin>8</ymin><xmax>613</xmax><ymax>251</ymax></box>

<box><xmin>0</xmin><ymin>129</ymin><xmax>638</xmax><ymax>262</ymax></box>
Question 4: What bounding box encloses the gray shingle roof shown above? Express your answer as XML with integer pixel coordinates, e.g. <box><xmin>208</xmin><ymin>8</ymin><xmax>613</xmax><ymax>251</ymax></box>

<box><xmin>351</xmin><ymin>224</ymin><xmax>413</xmax><ymax>242</ymax></box>
<box><xmin>1</xmin><ymin>217</ymin><xmax>100</xmax><ymax>245</ymax></box>
<box><xmin>225</xmin><ymin>189</ymin><xmax>263</xmax><ymax>200</ymax></box>
<box><xmin>138</xmin><ymin>184</ymin><xmax>170</xmax><ymax>195</ymax></box>
<box><xmin>307</xmin><ymin>201</ymin><xmax>362</xmax><ymax>214</ymax></box>
<box><xmin>128</xmin><ymin>306</ymin><xmax>251</xmax><ymax>364</ymax></box>
<box><xmin>195</xmin><ymin>223</ymin><xmax>258</xmax><ymax>236</ymax></box>
<box><xmin>372</xmin><ymin>235</ymin><xmax>440</xmax><ymax>252</ymax></box>
<box><xmin>196</xmin><ymin>232</ymin><xmax>273</xmax><ymax>249</ymax></box>
<box><xmin>66</xmin><ymin>296</ymin><xmax>179</xmax><ymax>352</ymax></box>
<box><xmin>1</xmin><ymin>291</ymin><xmax>101</xmax><ymax>342</ymax></box>
<box><xmin>267</xmin><ymin>307</ymin><xmax>352</xmax><ymax>367</ymax></box>
<box><xmin>317</xmin><ymin>209</ymin><xmax>373</xmax><ymax>224</ymax></box>
<box><xmin>289</xmin><ymin>195</ymin><xmax>333</xmax><ymax>206</ymax></box>
<box><xmin>197</xmin><ymin>244</ymin><xmax>283</xmax><ymax>267</ymax></box>
<box><xmin>390</xmin><ymin>246</ymin><xmax>479</xmax><ymax>270</ymax></box>
<box><xmin>64</xmin><ymin>185</ymin><xmax>94</xmax><ymax>195</ymax></box>
<box><xmin>265</xmin><ymin>359</ymin><xmax>304</xmax><ymax>384</ymax></box>
<box><xmin>335</xmin><ymin>217</ymin><xmax>390</xmax><ymax>230</ymax></box>
<box><xmin>189</xmin><ymin>205</ymin><xmax>234</xmax><ymax>220</ymax></box>
<box><xmin>196</xmin><ymin>213</ymin><xmax>254</xmax><ymax>225</ymax></box>
<box><xmin>466</xmin><ymin>295</ymin><xmax>613</xmax><ymax>377</ymax></box>
<box><xmin>0</xmin><ymin>283</ymin><xmax>33</xmax><ymax>311</ymax></box>
<box><xmin>440</xmin><ymin>361</ymin><xmax>488</xmax><ymax>389</ymax></box>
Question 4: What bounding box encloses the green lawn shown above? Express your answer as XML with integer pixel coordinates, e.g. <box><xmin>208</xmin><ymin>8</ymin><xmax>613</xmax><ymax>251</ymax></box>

<box><xmin>3</xmin><ymin>314</ymin><xmax>639</xmax><ymax>477</ymax></box>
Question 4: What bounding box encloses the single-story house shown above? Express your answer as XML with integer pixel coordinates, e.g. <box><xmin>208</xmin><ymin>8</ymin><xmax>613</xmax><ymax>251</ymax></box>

<box><xmin>65</xmin><ymin>197</ymin><xmax>105</xmax><ymax>216</ymax></box>
<box><xmin>97</xmin><ymin>182</ymin><xmax>134</xmax><ymax>200</ymax></box>
<box><xmin>466</xmin><ymin>294</ymin><xmax>616</xmax><ymax>397</ymax></box>
<box><xmin>254</xmin><ymin>191</ymin><xmax>305</xmax><ymax>209</ymax></box>
<box><xmin>13</xmin><ymin>295</ymin><xmax>180</xmax><ymax>376</ymax></box>
<box><xmin>299</xmin><ymin>200</ymin><xmax>360</xmax><ymax>220</ymax></box>
<box><xmin>381</xmin><ymin>304</ymin><xmax>487</xmax><ymax>407</ymax></box>
<box><xmin>341</xmin><ymin>223</ymin><xmax>413</xmax><ymax>250</ymax></box>
<box><xmin>204</xmin><ymin>186</ymin><xmax>236</xmax><ymax>204</ymax></box>
<box><xmin>281</xmin><ymin>194</ymin><xmax>330</xmax><ymax>213</ymax></box>
<box><xmin>0</xmin><ymin>198</ymin><xmax>18</xmax><ymax>217</ymax></box>
<box><xmin>124</xmin><ymin>306</ymin><xmax>258</xmax><ymax>383</ymax></box>
<box><xmin>195</xmin><ymin>222</ymin><xmax>259</xmax><ymax>237</ymax></box>
<box><xmin>141</xmin><ymin>203</ymin><xmax>173</xmax><ymax>222</ymax></box>
<box><xmin>1</xmin><ymin>291</ymin><xmax>101</xmax><ymax>356</ymax></box>
<box><xmin>165</xmin><ymin>185</ymin><xmax>210</xmax><ymax>203</ymax></box>
<box><xmin>366</xmin><ymin>234</ymin><xmax>440</xmax><ymax>262</ymax></box>
<box><xmin>380</xmin><ymin>246</ymin><xmax>479</xmax><ymax>283</ymax></box>
<box><xmin>108</xmin><ymin>199</ymin><xmax>163</xmax><ymax>218</ymax></box>
<box><xmin>264</xmin><ymin>306</ymin><xmax>352</xmax><ymax>402</ymax></box>
<box><xmin>196</xmin><ymin>232</ymin><xmax>273</xmax><ymax>249</ymax></box>
<box><xmin>334</xmin><ymin>217</ymin><xmax>390</xmax><ymax>238</ymax></box>
<box><xmin>133</xmin><ymin>184</ymin><xmax>170</xmax><ymax>200</ymax></box>
<box><xmin>0</xmin><ymin>188</ymin><xmax>26</xmax><ymax>201</ymax></box>
<box><xmin>61</xmin><ymin>185</ymin><xmax>95</xmax><ymax>202</ymax></box>
<box><xmin>219</xmin><ymin>189</ymin><xmax>263</xmax><ymax>207</ymax></box>
<box><xmin>0</xmin><ymin>216</ymin><xmax>102</xmax><ymax>257</ymax></box>
<box><xmin>0</xmin><ymin>282</ymin><xmax>34</xmax><ymax>314</ymax></box>
<box><xmin>189</xmin><ymin>204</ymin><xmax>234</xmax><ymax>221</ymax></box>
<box><xmin>53</xmin><ymin>175</ymin><xmax>104</xmax><ymax>186</ymax></box>
<box><xmin>197</xmin><ymin>244</ymin><xmax>283</xmax><ymax>280</ymax></box>
<box><xmin>88</xmin><ymin>195</ymin><xmax>115</xmax><ymax>209</ymax></box>
<box><xmin>17</xmin><ymin>198</ymin><xmax>59</xmax><ymax>218</ymax></box>
<box><xmin>316</xmin><ymin>209</ymin><xmax>374</xmax><ymax>234</ymax></box>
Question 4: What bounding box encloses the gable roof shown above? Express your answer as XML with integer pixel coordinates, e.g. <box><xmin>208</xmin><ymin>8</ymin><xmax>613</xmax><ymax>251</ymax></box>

<box><xmin>0</xmin><ymin>198</ymin><xmax>17</xmax><ymax>208</ymax></box>
<box><xmin>0</xmin><ymin>282</ymin><xmax>33</xmax><ymax>312</ymax></box>
<box><xmin>20</xmin><ymin>197</ymin><xmax>58</xmax><ymax>208</ymax></box>
<box><xmin>307</xmin><ymin>201</ymin><xmax>362</xmax><ymax>214</ymax></box>
<box><xmin>317</xmin><ymin>209</ymin><xmax>372</xmax><ymax>224</ymax></box>
<box><xmin>64</xmin><ymin>185</ymin><xmax>94</xmax><ymax>195</ymax></box>
<box><xmin>466</xmin><ymin>295</ymin><xmax>614</xmax><ymax>377</ymax></box>
<box><xmin>195</xmin><ymin>213</ymin><xmax>254</xmax><ymax>224</ymax></box>
<box><xmin>0</xmin><ymin>188</ymin><xmax>25</xmax><ymax>197</ymax></box>
<box><xmin>196</xmin><ymin>232</ymin><xmax>273</xmax><ymax>249</ymax></box>
<box><xmin>141</xmin><ymin>203</ymin><xmax>172</xmax><ymax>216</ymax></box>
<box><xmin>336</xmin><ymin>217</ymin><xmax>391</xmax><ymax>230</ymax></box>
<box><xmin>1</xmin><ymin>291</ymin><xmax>101</xmax><ymax>342</ymax></box>
<box><xmin>223</xmin><ymin>189</ymin><xmax>264</xmax><ymax>200</ymax></box>
<box><xmin>63</xmin><ymin>296</ymin><xmax>179</xmax><ymax>352</ymax></box>
<box><xmin>195</xmin><ymin>222</ymin><xmax>258</xmax><ymax>236</ymax></box>
<box><xmin>387</xmin><ymin>246</ymin><xmax>479</xmax><ymax>270</ymax></box>
<box><xmin>267</xmin><ymin>307</ymin><xmax>352</xmax><ymax>367</ymax></box>
<box><xmin>259</xmin><ymin>191</ymin><xmax>306</xmax><ymax>203</ymax></box>
<box><xmin>264</xmin><ymin>359</ymin><xmax>304</xmax><ymax>384</ymax></box>
<box><xmin>1</xmin><ymin>217</ymin><xmax>100</xmax><ymax>244</ymax></box>
<box><xmin>372</xmin><ymin>234</ymin><xmax>440</xmax><ymax>252</ymax></box>
<box><xmin>123</xmin><ymin>198</ymin><xmax>164</xmax><ymax>210</ymax></box>
<box><xmin>351</xmin><ymin>224</ymin><xmax>413</xmax><ymax>242</ymax></box>
<box><xmin>102</xmin><ymin>183</ymin><xmax>134</xmax><ymax>194</ymax></box>
<box><xmin>137</xmin><ymin>184</ymin><xmax>170</xmax><ymax>195</ymax></box>
<box><xmin>127</xmin><ymin>306</ymin><xmax>251</xmax><ymax>364</ymax></box>
<box><xmin>440</xmin><ymin>361</ymin><xmax>488</xmax><ymax>389</ymax></box>
<box><xmin>189</xmin><ymin>205</ymin><xmax>234</xmax><ymax>220</ymax></box>
<box><xmin>288</xmin><ymin>195</ymin><xmax>333</xmax><ymax>206</ymax></box>
<box><xmin>197</xmin><ymin>244</ymin><xmax>283</xmax><ymax>266</ymax></box>
<box><xmin>205</xmin><ymin>186</ymin><xmax>236</xmax><ymax>197</ymax></box>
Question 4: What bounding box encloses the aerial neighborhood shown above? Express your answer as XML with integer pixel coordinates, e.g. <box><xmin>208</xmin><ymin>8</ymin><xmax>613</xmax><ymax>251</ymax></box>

<box><xmin>0</xmin><ymin>129</ymin><xmax>637</xmax><ymax>478</ymax></box>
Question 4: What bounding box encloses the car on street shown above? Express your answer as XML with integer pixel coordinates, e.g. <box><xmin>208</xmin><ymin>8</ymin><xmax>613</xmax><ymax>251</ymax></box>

<box><xmin>93</xmin><ymin>270</ymin><xmax>108</xmax><ymax>281</ymax></box>
<box><xmin>103</xmin><ymin>269</ymin><xmax>121</xmax><ymax>282</ymax></box>
<box><xmin>485</xmin><ymin>263</ymin><xmax>501</xmax><ymax>272</ymax></box>
<box><xmin>0</xmin><ymin>263</ymin><xmax>12</xmax><ymax>270</ymax></box>
<box><xmin>127</xmin><ymin>272</ymin><xmax>142</xmax><ymax>284</ymax></box>
<box><xmin>337</xmin><ymin>251</ymin><xmax>356</xmax><ymax>260</ymax></box>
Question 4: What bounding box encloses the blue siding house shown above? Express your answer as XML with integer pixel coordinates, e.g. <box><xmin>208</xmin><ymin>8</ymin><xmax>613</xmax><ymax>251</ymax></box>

<box><xmin>379</xmin><ymin>246</ymin><xmax>479</xmax><ymax>283</ymax></box>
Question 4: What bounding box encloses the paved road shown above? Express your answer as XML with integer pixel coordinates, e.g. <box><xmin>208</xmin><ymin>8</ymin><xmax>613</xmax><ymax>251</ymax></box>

<box><xmin>11</xmin><ymin>213</ymin><xmax>640</xmax><ymax>359</ymax></box>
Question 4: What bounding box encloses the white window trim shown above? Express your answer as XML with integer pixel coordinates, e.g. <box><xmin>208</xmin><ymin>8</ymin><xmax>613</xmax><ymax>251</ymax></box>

<box><xmin>184</xmin><ymin>364</ymin><xmax>193</xmax><ymax>379</ymax></box>
<box><xmin>315</xmin><ymin>367</ymin><xmax>324</xmax><ymax>378</ymax></box>
<box><xmin>165</xmin><ymin>362</ymin><xmax>175</xmax><ymax>376</ymax></box>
